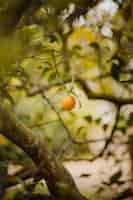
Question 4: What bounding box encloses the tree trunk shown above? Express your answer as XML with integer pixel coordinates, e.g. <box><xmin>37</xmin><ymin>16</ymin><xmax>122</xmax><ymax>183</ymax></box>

<box><xmin>0</xmin><ymin>104</ymin><xmax>87</xmax><ymax>200</ymax></box>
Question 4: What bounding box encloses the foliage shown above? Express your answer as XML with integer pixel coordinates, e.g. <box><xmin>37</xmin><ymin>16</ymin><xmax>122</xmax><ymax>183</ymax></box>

<box><xmin>0</xmin><ymin>0</ymin><xmax>133</xmax><ymax>199</ymax></box>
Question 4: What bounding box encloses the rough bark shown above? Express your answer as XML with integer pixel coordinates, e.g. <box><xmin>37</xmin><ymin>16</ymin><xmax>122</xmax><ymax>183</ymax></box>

<box><xmin>0</xmin><ymin>104</ymin><xmax>87</xmax><ymax>200</ymax></box>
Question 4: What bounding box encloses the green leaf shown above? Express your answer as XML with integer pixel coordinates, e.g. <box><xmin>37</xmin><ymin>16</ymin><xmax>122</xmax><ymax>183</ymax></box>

<box><xmin>110</xmin><ymin>170</ymin><xmax>122</xmax><ymax>184</ymax></box>
<box><xmin>90</xmin><ymin>42</ymin><xmax>99</xmax><ymax>49</ymax></box>
<box><xmin>115</xmin><ymin>188</ymin><xmax>133</xmax><ymax>200</ymax></box>
<box><xmin>77</xmin><ymin>126</ymin><xmax>86</xmax><ymax>137</ymax></box>
<box><xmin>95</xmin><ymin>118</ymin><xmax>101</xmax><ymax>124</ymax></box>
<box><xmin>111</xmin><ymin>63</ymin><xmax>120</xmax><ymax>80</ymax></box>
<box><xmin>103</xmin><ymin>124</ymin><xmax>108</xmax><ymax>131</ymax></box>
<box><xmin>128</xmin><ymin>135</ymin><xmax>133</xmax><ymax>142</ymax></box>
<box><xmin>85</xmin><ymin>115</ymin><xmax>92</xmax><ymax>123</ymax></box>
<box><xmin>117</xmin><ymin>115</ymin><xmax>127</xmax><ymax>133</ymax></box>
<box><xmin>127</xmin><ymin>112</ymin><xmax>133</xmax><ymax>126</ymax></box>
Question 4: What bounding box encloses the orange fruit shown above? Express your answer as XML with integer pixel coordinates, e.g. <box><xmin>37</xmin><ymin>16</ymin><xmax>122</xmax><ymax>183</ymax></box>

<box><xmin>61</xmin><ymin>95</ymin><xmax>76</xmax><ymax>111</ymax></box>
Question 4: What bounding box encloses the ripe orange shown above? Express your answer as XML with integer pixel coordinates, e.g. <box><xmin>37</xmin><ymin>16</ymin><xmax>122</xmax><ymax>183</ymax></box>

<box><xmin>61</xmin><ymin>95</ymin><xmax>76</xmax><ymax>111</ymax></box>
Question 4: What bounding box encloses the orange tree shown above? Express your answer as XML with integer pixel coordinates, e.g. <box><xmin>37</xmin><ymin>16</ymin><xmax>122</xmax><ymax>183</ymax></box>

<box><xmin>0</xmin><ymin>0</ymin><xmax>133</xmax><ymax>199</ymax></box>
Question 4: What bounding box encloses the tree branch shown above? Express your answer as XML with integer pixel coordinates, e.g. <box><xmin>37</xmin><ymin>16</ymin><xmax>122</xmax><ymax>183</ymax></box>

<box><xmin>0</xmin><ymin>103</ymin><xmax>87</xmax><ymax>200</ymax></box>
<box><xmin>24</xmin><ymin>77</ymin><xmax>133</xmax><ymax>106</ymax></box>
<box><xmin>66</xmin><ymin>0</ymin><xmax>101</xmax><ymax>25</ymax></box>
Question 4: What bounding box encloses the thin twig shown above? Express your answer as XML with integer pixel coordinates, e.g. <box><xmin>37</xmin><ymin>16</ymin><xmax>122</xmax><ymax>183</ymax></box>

<box><xmin>90</xmin><ymin>105</ymin><xmax>121</xmax><ymax>161</ymax></box>
<box><xmin>30</xmin><ymin>119</ymin><xmax>59</xmax><ymax>128</ymax></box>
<box><xmin>41</xmin><ymin>92</ymin><xmax>108</xmax><ymax>145</ymax></box>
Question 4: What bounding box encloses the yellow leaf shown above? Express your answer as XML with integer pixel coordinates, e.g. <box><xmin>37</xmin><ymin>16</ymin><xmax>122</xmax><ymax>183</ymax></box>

<box><xmin>68</xmin><ymin>26</ymin><xmax>99</xmax><ymax>48</ymax></box>
<box><xmin>0</xmin><ymin>134</ymin><xmax>7</xmax><ymax>145</ymax></box>
<box><xmin>100</xmin><ymin>78</ymin><xmax>113</xmax><ymax>95</ymax></box>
